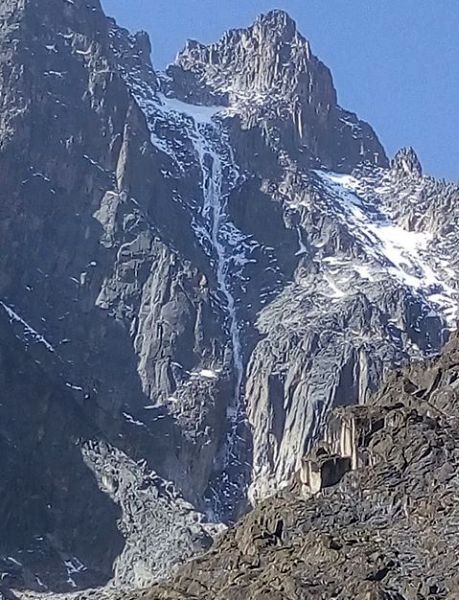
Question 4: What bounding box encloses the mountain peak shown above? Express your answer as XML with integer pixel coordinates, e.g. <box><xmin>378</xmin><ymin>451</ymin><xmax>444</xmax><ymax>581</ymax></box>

<box><xmin>255</xmin><ymin>9</ymin><xmax>297</xmax><ymax>37</ymax></box>
<box><xmin>169</xmin><ymin>10</ymin><xmax>387</xmax><ymax>171</ymax></box>
<box><xmin>172</xmin><ymin>10</ymin><xmax>319</xmax><ymax>99</ymax></box>
<box><xmin>392</xmin><ymin>147</ymin><xmax>423</xmax><ymax>177</ymax></box>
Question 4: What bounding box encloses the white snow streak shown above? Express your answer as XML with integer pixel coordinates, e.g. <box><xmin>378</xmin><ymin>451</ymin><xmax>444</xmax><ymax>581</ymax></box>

<box><xmin>0</xmin><ymin>301</ymin><xmax>55</xmax><ymax>352</ymax></box>
<box><xmin>145</xmin><ymin>92</ymin><xmax>246</xmax><ymax>415</ymax></box>
<box><xmin>123</xmin><ymin>412</ymin><xmax>145</xmax><ymax>427</ymax></box>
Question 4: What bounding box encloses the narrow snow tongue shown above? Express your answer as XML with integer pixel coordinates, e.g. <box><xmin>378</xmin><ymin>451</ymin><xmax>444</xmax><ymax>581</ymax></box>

<box><xmin>186</xmin><ymin>112</ymin><xmax>252</xmax><ymax>521</ymax></box>
<box><xmin>127</xmin><ymin>85</ymin><xmax>254</xmax><ymax>519</ymax></box>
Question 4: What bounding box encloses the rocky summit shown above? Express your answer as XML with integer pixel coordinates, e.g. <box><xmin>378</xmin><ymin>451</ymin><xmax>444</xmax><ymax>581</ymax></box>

<box><xmin>0</xmin><ymin>1</ymin><xmax>458</xmax><ymax>598</ymax></box>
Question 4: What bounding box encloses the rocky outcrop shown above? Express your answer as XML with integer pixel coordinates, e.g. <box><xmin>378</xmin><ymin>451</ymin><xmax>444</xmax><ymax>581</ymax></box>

<box><xmin>129</xmin><ymin>9</ymin><xmax>458</xmax><ymax>508</ymax></box>
<box><xmin>0</xmin><ymin>0</ymin><xmax>230</xmax><ymax>590</ymax></box>
<box><xmin>300</xmin><ymin>450</ymin><xmax>351</xmax><ymax>495</ymax></box>
<box><xmin>81</xmin><ymin>442</ymin><xmax>224</xmax><ymax>590</ymax></box>
<box><xmin>391</xmin><ymin>147</ymin><xmax>423</xmax><ymax>178</ymax></box>
<box><xmin>0</xmin><ymin>309</ymin><xmax>123</xmax><ymax>592</ymax></box>
<box><xmin>143</xmin><ymin>332</ymin><xmax>459</xmax><ymax>600</ymax></box>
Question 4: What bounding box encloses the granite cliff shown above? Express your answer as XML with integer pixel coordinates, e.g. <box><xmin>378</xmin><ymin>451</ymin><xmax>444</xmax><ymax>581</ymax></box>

<box><xmin>0</xmin><ymin>1</ymin><xmax>458</xmax><ymax>595</ymax></box>
<box><xmin>143</xmin><ymin>332</ymin><xmax>459</xmax><ymax>600</ymax></box>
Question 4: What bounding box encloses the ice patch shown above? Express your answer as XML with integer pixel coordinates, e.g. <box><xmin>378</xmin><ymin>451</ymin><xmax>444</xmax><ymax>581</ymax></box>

<box><xmin>317</xmin><ymin>171</ymin><xmax>436</xmax><ymax>288</ymax></box>
<box><xmin>314</xmin><ymin>170</ymin><xmax>458</xmax><ymax>326</ymax></box>
<box><xmin>324</xmin><ymin>275</ymin><xmax>346</xmax><ymax>299</ymax></box>
<box><xmin>64</xmin><ymin>557</ymin><xmax>86</xmax><ymax>588</ymax></box>
<box><xmin>155</xmin><ymin>93</ymin><xmax>222</xmax><ymax>124</ymax></box>
<box><xmin>354</xmin><ymin>264</ymin><xmax>373</xmax><ymax>280</ymax></box>
<box><xmin>295</xmin><ymin>226</ymin><xmax>308</xmax><ymax>256</ymax></box>
<box><xmin>66</xmin><ymin>382</ymin><xmax>83</xmax><ymax>391</ymax></box>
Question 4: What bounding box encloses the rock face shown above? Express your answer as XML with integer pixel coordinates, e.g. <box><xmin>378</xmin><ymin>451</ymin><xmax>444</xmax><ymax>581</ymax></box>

<box><xmin>142</xmin><ymin>332</ymin><xmax>459</xmax><ymax>600</ymax></box>
<box><xmin>0</xmin><ymin>0</ymin><xmax>229</xmax><ymax>591</ymax></box>
<box><xmin>170</xmin><ymin>10</ymin><xmax>388</xmax><ymax>172</ymax></box>
<box><xmin>1</xmin><ymin>0</ymin><xmax>459</xmax><ymax>595</ymax></box>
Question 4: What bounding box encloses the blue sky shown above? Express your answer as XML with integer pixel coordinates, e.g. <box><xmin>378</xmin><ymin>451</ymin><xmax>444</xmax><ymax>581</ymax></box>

<box><xmin>101</xmin><ymin>0</ymin><xmax>459</xmax><ymax>181</ymax></box>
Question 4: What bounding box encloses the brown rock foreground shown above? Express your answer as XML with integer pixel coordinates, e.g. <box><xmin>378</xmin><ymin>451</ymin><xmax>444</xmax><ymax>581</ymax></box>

<box><xmin>131</xmin><ymin>332</ymin><xmax>459</xmax><ymax>600</ymax></box>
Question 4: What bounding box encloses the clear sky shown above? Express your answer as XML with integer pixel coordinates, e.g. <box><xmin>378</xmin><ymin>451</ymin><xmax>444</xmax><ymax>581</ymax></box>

<box><xmin>101</xmin><ymin>0</ymin><xmax>459</xmax><ymax>181</ymax></box>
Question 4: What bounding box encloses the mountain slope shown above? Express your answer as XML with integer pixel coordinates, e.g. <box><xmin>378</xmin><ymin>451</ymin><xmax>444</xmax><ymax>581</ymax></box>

<box><xmin>0</xmin><ymin>0</ymin><xmax>228</xmax><ymax>590</ymax></box>
<box><xmin>0</xmin><ymin>1</ymin><xmax>458</xmax><ymax>594</ymax></box>
<box><xmin>133</xmin><ymin>10</ymin><xmax>457</xmax><ymax>504</ymax></box>
<box><xmin>142</xmin><ymin>331</ymin><xmax>459</xmax><ymax>600</ymax></box>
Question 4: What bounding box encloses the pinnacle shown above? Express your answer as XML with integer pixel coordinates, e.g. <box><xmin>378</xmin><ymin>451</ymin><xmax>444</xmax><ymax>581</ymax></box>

<box><xmin>255</xmin><ymin>9</ymin><xmax>298</xmax><ymax>37</ymax></box>
<box><xmin>392</xmin><ymin>147</ymin><xmax>423</xmax><ymax>177</ymax></box>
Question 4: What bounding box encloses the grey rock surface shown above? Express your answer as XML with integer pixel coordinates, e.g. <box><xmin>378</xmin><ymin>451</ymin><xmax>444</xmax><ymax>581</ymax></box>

<box><xmin>170</xmin><ymin>10</ymin><xmax>388</xmax><ymax>173</ymax></box>
<box><xmin>0</xmin><ymin>1</ymin><xmax>458</xmax><ymax>597</ymax></box>
<box><xmin>0</xmin><ymin>0</ymin><xmax>230</xmax><ymax>591</ymax></box>
<box><xmin>138</xmin><ymin>332</ymin><xmax>459</xmax><ymax>599</ymax></box>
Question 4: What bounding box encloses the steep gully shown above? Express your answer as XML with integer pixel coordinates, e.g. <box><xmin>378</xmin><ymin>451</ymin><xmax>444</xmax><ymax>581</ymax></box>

<box><xmin>186</xmin><ymin>109</ymin><xmax>248</xmax><ymax>519</ymax></box>
<box><xmin>112</xmin><ymin>32</ymin><xmax>254</xmax><ymax>518</ymax></box>
<box><xmin>147</xmin><ymin>93</ymin><xmax>251</xmax><ymax>519</ymax></box>
<box><xmin>115</xmin><ymin>15</ymin><xmax>458</xmax><ymax>514</ymax></box>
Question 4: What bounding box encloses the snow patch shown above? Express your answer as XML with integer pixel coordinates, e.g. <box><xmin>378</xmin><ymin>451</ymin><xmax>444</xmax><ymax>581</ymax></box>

<box><xmin>64</xmin><ymin>557</ymin><xmax>86</xmax><ymax>588</ymax></box>
<box><xmin>122</xmin><ymin>412</ymin><xmax>145</xmax><ymax>427</ymax></box>
<box><xmin>198</xmin><ymin>369</ymin><xmax>219</xmax><ymax>380</ymax></box>
<box><xmin>155</xmin><ymin>93</ymin><xmax>222</xmax><ymax>124</ymax></box>
<box><xmin>314</xmin><ymin>170</ymin><xmax>458</xmax><ymax>326</ymax></box>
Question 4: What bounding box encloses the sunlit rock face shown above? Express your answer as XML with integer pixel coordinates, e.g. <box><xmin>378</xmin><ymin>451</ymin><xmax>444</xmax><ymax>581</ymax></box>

<box><xmin>170</xmin><ymin>9</ymin><xmax>388</xmax><ymax>173</ymax></box>
<box><xmin>147</xmin><ymin>332</ymin><xmax>459</xmax><ymax>600</ymax></box>
<box><xmin>0</xmin><ymin>0</ymin><xmax>458</xmax><ymax>594</ymax></box>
